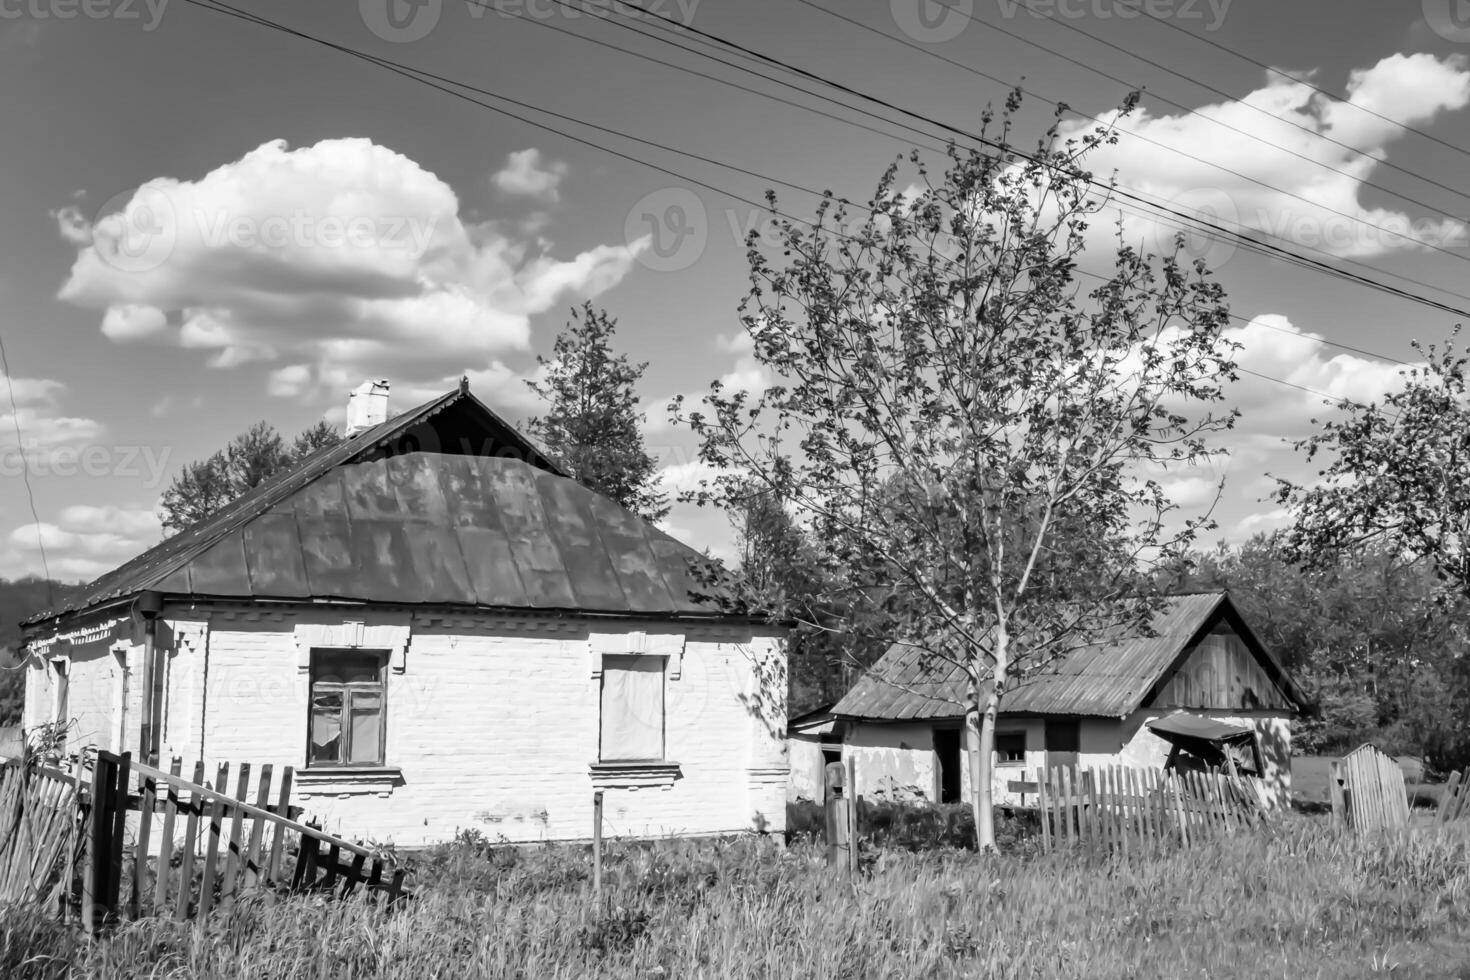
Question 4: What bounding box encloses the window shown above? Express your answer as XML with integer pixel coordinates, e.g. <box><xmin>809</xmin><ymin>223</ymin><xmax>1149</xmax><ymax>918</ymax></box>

<box><xmin>599</xmin><ymin>656</ymin><xmax>665</xmax><ymax>761</ymax></box>
<box><xmin>51</xmin><ymin>660</ymin><xmax>69</xmax><ymax>727</ymax></box>
<box><xmin>1045</xmin><ymin>719</ymin><xmax>1081</xmax><ymax>753</ymax></box>
<box><xmin>995</xmin><ymin>731</ymin><xmax>1026</xmax><ymax>766</ymax></box>
<box><xmin>308</xmin><ymin>650</ymin><xmax>386</xmax><ymax>768</ymax></box>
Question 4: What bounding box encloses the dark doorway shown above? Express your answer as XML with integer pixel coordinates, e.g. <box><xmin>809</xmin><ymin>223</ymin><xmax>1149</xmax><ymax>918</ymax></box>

<box><xmin>935</xmin><ymin>728</ymin><xmax>962</xmax><ymax>803</ymax></box>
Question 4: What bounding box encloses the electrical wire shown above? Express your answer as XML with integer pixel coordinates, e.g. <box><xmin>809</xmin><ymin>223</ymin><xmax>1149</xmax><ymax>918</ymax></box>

<box><xmin>0</xmin><ymin>331</ymin><xmax>54</xmax><ymax>601</ymax></box>
<box><xmin>182</xmin><ymin>0</ymin><xmax>1408</xmax><ymax>401</ymax></box>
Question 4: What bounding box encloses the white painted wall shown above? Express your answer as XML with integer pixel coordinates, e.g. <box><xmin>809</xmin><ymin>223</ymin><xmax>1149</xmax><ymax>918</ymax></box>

<box><xmin>845</xmin><ymin>711</ymin><xmax>1293</xmax><ymax>808</ymax></box>
<box><xmin>844</xmin><ymin>722</ymin><xmax>937</xmax><ymax>802</ymax></box>
<box><xmin>25</xmin><ymin>606</ymin><xmax>788</xmax><ymax>846</ymax></box>
<box><xmin>788</xmin><ymin>735</ymin><xmax>829</xmax><ymax>803</ymax></box>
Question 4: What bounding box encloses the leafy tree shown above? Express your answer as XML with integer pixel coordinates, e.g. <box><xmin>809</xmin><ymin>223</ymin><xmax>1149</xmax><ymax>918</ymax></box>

<box><xmin>159</xmin><ymin>420</ymin><xmax>344</xmax><ymax>531</ymax></box>
<box><xmin>525</xmin><ymin>303</ymin><xmax>668</xmax><ymax>521</ymax></box>
<box><xmin>1278</xmin><ymin>334</ymin><xmax>1470</xmax><ymax>593</ymax></box>
<box><xmin>681</xmin><ymin>95</ymin><xmax>1237</xmax><ymax>849</ymax></box>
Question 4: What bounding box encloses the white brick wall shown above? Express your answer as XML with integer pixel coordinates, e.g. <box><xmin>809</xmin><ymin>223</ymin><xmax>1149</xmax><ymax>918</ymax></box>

<box><xmin>138</xmin><ymin>608</ymin><xmax>787</xmax><ymax>846</ymax></box>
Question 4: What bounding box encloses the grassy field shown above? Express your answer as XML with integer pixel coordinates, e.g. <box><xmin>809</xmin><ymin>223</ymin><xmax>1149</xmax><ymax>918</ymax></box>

<box><xmin>4</xmin><ymin>817</ymin><xmax>1470</xmax><ymax>979</ymax></box>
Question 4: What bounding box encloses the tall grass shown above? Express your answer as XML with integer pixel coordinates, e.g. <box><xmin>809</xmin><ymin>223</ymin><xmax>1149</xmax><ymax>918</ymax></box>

<box><xmin>5</xmin><ymin>818</ymin><xmax>1470</xmax><ymax>978</ymax></box>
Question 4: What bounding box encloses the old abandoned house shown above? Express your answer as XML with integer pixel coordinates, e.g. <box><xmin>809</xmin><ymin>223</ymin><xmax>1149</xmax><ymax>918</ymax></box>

<box><xmin>827</xmin><ymin>592</ymin><xmax>1304</xmax><ymax>808</ymax></box>
<box><xmin>20</xmin><ymin>381</ymin><xmax>787</xmax><ymax>845</ymax></box>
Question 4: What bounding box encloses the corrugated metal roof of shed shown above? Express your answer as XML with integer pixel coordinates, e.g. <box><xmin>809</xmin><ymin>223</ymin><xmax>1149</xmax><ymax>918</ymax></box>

<box><xmin>831</xmin><ymin>593</ymin><xmax>1272</xmax><ymax>720</ymax></box>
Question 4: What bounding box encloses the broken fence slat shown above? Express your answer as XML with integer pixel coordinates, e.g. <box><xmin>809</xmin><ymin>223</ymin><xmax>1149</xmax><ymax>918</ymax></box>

<box><xmin>243</xmin><ymin>765</ymin><xmax>272</xmax><ymax>891</ymax></box>
<box><xmin>219</xmin><ymin>764</ymin><xmax>251</xmax><ymax>912</ymax></box>
<box><xmin>154</xmin><ymin>758</ymin><xmax>181</xmax><ymax>912</ymax></box>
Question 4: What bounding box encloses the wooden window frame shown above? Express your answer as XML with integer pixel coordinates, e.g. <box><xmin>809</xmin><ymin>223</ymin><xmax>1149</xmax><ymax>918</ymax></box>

<box><xmin>306</xmin><ymin>649</ymin><xmax>388</xmax><ymax>770</ymax></box>
<box><xmin>994</xmin><ymin>730</ymin><xmax>1027</xmax><ymax>766</ymax></box>
<box><xmin>598</xmin><ymin>655</ymin><xmax>667</xmax><ymax>763</ymax></box>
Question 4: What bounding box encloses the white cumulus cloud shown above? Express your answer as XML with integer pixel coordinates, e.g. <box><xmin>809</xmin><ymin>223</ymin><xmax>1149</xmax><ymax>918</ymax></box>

<box><xmin>56</xmin><ymin>138</ymin><xmax>647</xmax><ymax>399</ymax></box>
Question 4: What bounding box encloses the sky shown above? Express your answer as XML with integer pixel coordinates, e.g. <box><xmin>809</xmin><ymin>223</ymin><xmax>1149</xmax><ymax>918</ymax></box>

<box><xmin>1</xmin><ymin>0</ymin><xmax>1469</xmax><ymax>581</ymax></box>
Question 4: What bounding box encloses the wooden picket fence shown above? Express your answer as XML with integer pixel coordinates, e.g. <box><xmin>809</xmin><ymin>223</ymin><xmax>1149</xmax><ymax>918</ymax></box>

<box><xmin>1017</xmin><ymin>764</ymin><xmax>1267</xmax><ymax>854</ymax></box>
<box><xmin>1438</xmin><ymin>768</ymin><xmax>1470</xmax><ymax>823</ymax></box>
<box><xmin>80</xmin><ymin>750</ymin><xmax>407</xmax><ymax>932</ymax></box>
<box><xmin>1330</xmin><ymin>744</ymin><xmax>1409</xmax><ymax>833</ymax></box>
<box><xmin>0</xmin><ymin>758</ymin><xmax>84</xmax><ymax>905</ymax></box>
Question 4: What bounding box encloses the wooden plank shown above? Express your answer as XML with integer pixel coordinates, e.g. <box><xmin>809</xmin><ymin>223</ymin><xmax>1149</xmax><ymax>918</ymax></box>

<box><xmin>129</xmin><ymin>770</ymin><xmax>157</xmax><ymax>919</ymax></box>
<box><xmin>220</xmin><ymin>764</ymin><xmax>251</xmax><ymax>911</ymax></box>
<box><xmin>386</xmin><ymin>868</ymin><xmax>405</xmax><ymax>904</ymax></box>
<box><xmin>125</xmin><ymin>759</ymin><xmax>373</xmax><ymax>860</ymax></box>
<box><xmin>1036</xmin><ymin>768</ymin><xmax>1051</xmax><ymax>852</ymax></box>
<box><xmin>266</xmin><ymin>769</ymin><xmax>293</xmax><ymax>888</ymax></box>
<box><xmin>243</xmin><ymin>765</ymin><xmax>272</xmax><ymax>890</ymax></box>
<box><xmin>197</xmin><ymin>763</ymin><xmax>229</xmax><ymax>923</ymax></box>
<box><xmin>106</xmin><ymin>753</ymin><xmax>131</xmax><ymax>921</ymax></box>
<box><xmin>1064</xmin><ymin>764</ymin><xmax>1076</xmax><ymax>846</ymax></box>
<box><xmin>292</xmin><ymin>834</ymin><xmax>320</xmax><ymax>892</ymax></box>
<box><xmin>154</xmin><ymin>758</ymin><xmax>181</xmax><ymax>912</ymax></box>
<box><xmin>174</xmin><ymin>761</ymin><xmax>205</xmax><ymax>921</ymax></box>
<box><xmin>83</xmin><ymin>752</ymin><xmax>114</xmax><ymax>934</ymax></box>
<box><xmin>340</xmin><ymin>852</ymin><xmax>367</xmax><ymax>898</ymax></box>
<box><xmin>320</xmin><ymin>844</ymin><xmax>342</xmax><ymax>890</ymax></box>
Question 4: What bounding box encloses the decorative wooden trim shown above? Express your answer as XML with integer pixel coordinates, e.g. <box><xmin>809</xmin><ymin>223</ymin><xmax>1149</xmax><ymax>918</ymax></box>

<box><xmin>587</xmin><ymin>631</ymin><xmax>685</xmax><ymax>679</ymax></box>
<box><xmin>588</xmin><ymin>761</ymin><xmax>682</xmax><ymax>791</ymax></box>
<box><xmin>293</xmin><ymin>616</ymin><xmax>410</xmax><ymax>673</ymax></box>
<box><xmin>295</xmin><ymin>767</ymin><xmax>404</xmax><ymax>800</ymax></box>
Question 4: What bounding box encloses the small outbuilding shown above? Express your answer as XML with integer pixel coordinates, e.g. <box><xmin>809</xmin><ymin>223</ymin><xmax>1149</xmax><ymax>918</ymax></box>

<box><xmin>831</xmin><ymin>592</ymin><xmax>1304</xmax><ymax>807</ymax></box>
<box><xmin>20</xmin><ymin>382</ymin><xmax>788</xmax><ymax>845</ymax></box>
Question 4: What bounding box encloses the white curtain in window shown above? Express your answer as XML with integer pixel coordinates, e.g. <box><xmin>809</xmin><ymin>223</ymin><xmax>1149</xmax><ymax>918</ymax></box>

<box><xmin>600</xmin><ymin>656</ymin><xmax>664</xmax><ymax>761</ymax></box>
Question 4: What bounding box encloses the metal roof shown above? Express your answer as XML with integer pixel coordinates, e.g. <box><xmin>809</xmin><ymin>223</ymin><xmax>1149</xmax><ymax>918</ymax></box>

<box><xmin>831</xmin><ymin>593</ymin><xmax>1303</xmax><ymax>721</ymax></box>
<box><xmin>25</xmin><ymin>385</ymin><xmax>739</xmax><ymax>628</ymax></box>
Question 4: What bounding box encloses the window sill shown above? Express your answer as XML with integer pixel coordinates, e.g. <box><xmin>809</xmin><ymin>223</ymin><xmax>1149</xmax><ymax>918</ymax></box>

<box><xmin>589</xmin><ymin>761</ymin><xmax>682</xmax><ymax>790</ymax></box>
<box><xmin>295</xmin><ymin>767</ymin><xmax>404</xmax><ymax>799</ymax></box>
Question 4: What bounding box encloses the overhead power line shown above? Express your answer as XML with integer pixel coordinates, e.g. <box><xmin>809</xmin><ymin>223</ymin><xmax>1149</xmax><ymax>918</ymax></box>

<box><xmin>183</xmin><ymin>0</ymin><xmax>1413</xmax><ymax>399</ymax></box>
<box><xmin>0</xmin><ymin>331</ymin><xmax>54</xmax><ymax>596</ymax></box>
<box><xmin>1113</xmin><ymin>0</ymin><xmax>1470</xmax><ymax>161</ymax></box>
<box><xmin>491</xmin><ymin>0</ymin><xmax>1470</xmax><ymax>318</ymax></box>
<box><xmin>793</xmin><ymin>0</ymin><xmax>1470</xmax><ymax>265</ymax></box>
<box><xmin>601</xmin><ymin>0</ymin><xmax>1470</xmax><ymax>319</ymax></box>
<box><xmin>957</xmin><ymin>1</ymin><xmax>1470</xmax><ymax>210</ymax></box>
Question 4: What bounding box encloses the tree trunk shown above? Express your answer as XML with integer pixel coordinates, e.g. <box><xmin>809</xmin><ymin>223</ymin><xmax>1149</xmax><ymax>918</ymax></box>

<box><xmin>969</xmin><ymin>624</ymin><xmax>1008</xmax><ymax>852</ymax></box>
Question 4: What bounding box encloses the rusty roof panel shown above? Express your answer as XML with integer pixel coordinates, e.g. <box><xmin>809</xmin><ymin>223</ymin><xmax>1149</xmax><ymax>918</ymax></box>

<box><xmin>242</xmin><ymin>512</ymin><xmax>311</xmax><ymax>598</ymax></box>
<box><xmin>489</xmin><ymin>459</ymin><xmax>580</xmax><ymax>609</ymax></box>
<box><xmin>24</xmin><ymin>386</ymin><xmax>749</xmax><ymax>627</ymax></box>
<box><xmin>455</xmin><ymin>526</ymin><xmax>530</xmax><ymax>608</ymax></box>
<box><xmin>588</xmin><ymin>495</ymin><xmax>677</xmax><ymax>613</ymax></box>
<box><xmin>833</xmin><ymin>594</ymin><xmax>1248</xmax><ymax>720</ymax></box>
<box><xmin>184</xmin><ymin>529</ymin><xmax>252</xmax><ymax>596</ymax></box>
<box><xmin>534</xmin><ymin>471</ymin><xmax>628</xmax><ymax>611</ymax></box>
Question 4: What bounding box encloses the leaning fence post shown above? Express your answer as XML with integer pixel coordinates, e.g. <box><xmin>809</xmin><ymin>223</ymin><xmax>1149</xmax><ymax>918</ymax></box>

<box><xmin>823</xmin><ymin>761</ymin><xmax>852</xmax><ymax>873</ymax></box>
<box><xmin>592</xmin><ymin>790</ymin><xmax>604</xmax><ymax>906</ymax></box>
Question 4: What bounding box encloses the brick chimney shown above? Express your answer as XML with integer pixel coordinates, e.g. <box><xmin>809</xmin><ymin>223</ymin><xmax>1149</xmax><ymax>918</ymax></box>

<box><xmin>345</xmin><ymin>379</ymin><xmax>390</xmax><ymax>436</ymax></box>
